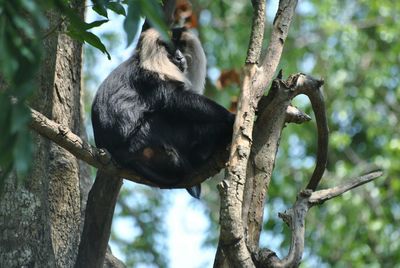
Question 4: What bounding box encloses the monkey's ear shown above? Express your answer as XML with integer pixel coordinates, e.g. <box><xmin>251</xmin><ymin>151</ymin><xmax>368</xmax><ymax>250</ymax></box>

<box><xmin>186</xmin><ymin>184</ymin><xmax>201</xmax><ymax>199</ymax></box>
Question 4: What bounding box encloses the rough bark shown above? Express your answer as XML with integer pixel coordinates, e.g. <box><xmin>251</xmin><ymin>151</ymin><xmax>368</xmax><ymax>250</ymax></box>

<box><xmin>216</xmin><ymin>1</ymin><xmax>298</xmax><ymax>267</ymax></box>
<box><xmin>0</xmin><ymin>3</ymin><xmax>85</xmax><ymax>267</ymax></box>
<box><xmin>75</xmin><ymin>172</ymin><xmax>123</xmax><ymax>268</ymax></box>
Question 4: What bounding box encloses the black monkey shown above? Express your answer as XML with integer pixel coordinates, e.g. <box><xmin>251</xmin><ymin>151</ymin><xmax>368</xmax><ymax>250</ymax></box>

<box><xmin>91</xmin><ymin>28</ymin><xmax>234</xmax><ymax>198</ymax></box>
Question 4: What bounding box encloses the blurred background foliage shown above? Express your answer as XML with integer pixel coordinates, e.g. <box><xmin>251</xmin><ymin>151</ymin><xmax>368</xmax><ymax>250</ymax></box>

<box><xmin>1</xmin><ymin>0</ymin><xmax>399</xmax><ymax>267</ymax></box>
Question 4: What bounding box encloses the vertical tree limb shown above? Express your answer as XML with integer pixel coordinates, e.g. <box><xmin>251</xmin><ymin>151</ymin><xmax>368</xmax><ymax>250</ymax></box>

<box><xmin>75</xmin><ymin>172</ymin><xmax>123</xmax><ymax>268</ymax></box>
<box><xmin>246</xmin><ymin>0</ymin><xmax>267</xmax><ymax>64</ymax></box>
<box><xmin>244</xmin><ymin>80</ymin><xmax>293</xmax><ymax>251</ymax></box>
<box><xmin>245</xmin><ymin>72</ymin><xmax>327</xmax><ymax>253</ymax></box>
<box><xmin>215</xmin><ymin>2</ymin><xmax>266</xmax><ymax>267</ymax></box>
<box><xmin>215</xmin><ymin>0</ymin><xmax>298</xmax><ymax>267</ymax></box>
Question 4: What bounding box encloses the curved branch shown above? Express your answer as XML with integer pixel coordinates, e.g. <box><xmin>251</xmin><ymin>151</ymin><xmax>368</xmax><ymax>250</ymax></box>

<box><xmin>289</xmin><ymin>73</ymin><xmax>328</xmax><ymax>190</ymax></box>
<box><xmin>305</xmin><ymin>85</ymin><xmax>328</xmax><ymax>190</ymax></box>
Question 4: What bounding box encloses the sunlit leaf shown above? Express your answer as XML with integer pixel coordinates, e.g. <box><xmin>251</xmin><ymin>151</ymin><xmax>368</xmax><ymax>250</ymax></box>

<box><xmin>107</xmin><ymin>2</ymin><xmax>127</xmax><ymax>16</ymax></box>
<box><xmin>84</xmin><ymin>19</ymin><xmax>110</xmax><ymax>30</ymax></box>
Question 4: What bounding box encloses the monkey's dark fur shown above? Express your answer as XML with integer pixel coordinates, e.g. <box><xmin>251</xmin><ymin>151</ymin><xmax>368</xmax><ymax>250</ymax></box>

<box><xmin>91</xmin><ymin>28</ymin><xmax>234</xmax><ymax>198</ymax></box>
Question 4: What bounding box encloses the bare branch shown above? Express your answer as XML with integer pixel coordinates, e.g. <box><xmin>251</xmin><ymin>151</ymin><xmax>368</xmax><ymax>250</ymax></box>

<box><xmin>244</xmin><ymin>77</ymin><xmax>294</xmax><ymax>251</ymax></box>
<box><xmin>255</xmin><ymin>170</ymin><xmax>383</xmax><ymax>267</ymax></box>
<box><xmin>309</xmin><ymin>170</ymin><xmax>383</xmax><ymax>205</ymax></box>
<box><xmin>215</xmin><ymin>1</ymin><xmax>268</xmax><ymax>267</ymax></box>
<box><xmin>288</xmin><ymin>73</ymin><xmax>328</xmax><ymax>190</ymax></box>
<box><xmin>255</xmin><ymin>190</ymin><xmax>311</xmax><ymax>268</ymax></box>
<box><xmin>255</xmin><ymin>0</ymin><xmax>298</xmax><ymax>93</ymax></box>
<box><xmin>240</xmin><ymin>1</ymin><xmax>300</xmax><ymax>252</ymax></box>
<box><xmin>285</xmin><ymin>105</ymin><xmax>312</xmax><ymax>124</ymax></box>
<box><xmin>257</xmin><ymin>95</ymin><xmax>312</xmax><ymax>124</ymax></box>
<box><xmin>246</xmin><ymin>0</ymin><xmax>266</xmax><ymax>64</ymax></box>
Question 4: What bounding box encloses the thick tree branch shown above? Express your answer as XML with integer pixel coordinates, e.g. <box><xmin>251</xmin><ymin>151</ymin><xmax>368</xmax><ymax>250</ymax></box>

<box><xmin>29</xmin><ymin>107</ymin><xmax>226</xmax><ymax>189</ymax></box>
<box><xmin>75</xmin><ymin>171</ymin><xmax>123</xmax><ymax>268</ymax></box>
<box><xmin>255</xmin><ymin>170</ymin><xmax>383</xmax><ymax>268</ymax></box>
<box><xmin>246</xmin><ymin>0</ymin><xmax>266</xmax><ymax>64</ymax></box>
<box><xmin>216</xmin><ymin>1</ymin><xmax>298</xmax><ymax>267</ymax></box>
<box><xmin>256</xmin><ymin>0</ymin><xmax>298</xmax><ymax>92</ymax></box>
<box><xmin>244</xmin><ymin>77</ymin><xmax>295</xmax><ymax>252</ymax></box>
<box><xmin>244</xmin><ymin>72</ymin><xmax>324</xmax><ymax>252</ymax></box>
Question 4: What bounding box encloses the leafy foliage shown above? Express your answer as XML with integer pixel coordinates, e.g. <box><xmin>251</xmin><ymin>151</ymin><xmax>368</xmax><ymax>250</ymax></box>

<box><xmin>0</xmin><ymin>0</ymin><xmax>48</xmax><ymax>179</ymax></box>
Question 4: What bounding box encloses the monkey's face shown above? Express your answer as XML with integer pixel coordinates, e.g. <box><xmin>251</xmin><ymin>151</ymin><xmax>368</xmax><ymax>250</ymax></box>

<box><xmin>160</xmin><ymin>36</ymin><xmax>188</xmax><ymax>73</ymax></box>
<box><xmin>170</xmin><ymin>49</ymin><xmax>187</xmax><ymax>72</ymax></box>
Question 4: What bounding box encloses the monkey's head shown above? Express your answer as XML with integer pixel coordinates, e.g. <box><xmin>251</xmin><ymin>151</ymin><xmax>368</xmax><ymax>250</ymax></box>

<box><xmin>172</xmin><ymin>27</ymin><xmax>207</xmax><ymax>94</ymax></box>
<box><xmin>137</xmin><ymin>27</ymin><xmax>206</xmax><ymax>94</ymax></box>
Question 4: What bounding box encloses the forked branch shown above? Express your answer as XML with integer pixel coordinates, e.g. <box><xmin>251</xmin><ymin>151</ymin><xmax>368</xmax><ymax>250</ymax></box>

<box><xmin>254</xmin><ymin>170</ymin><xmax>383</xmax><ymax>268</ymax></box>
<box><xmin>215</xmin><ymin>0</ymin><xmax>299</xmax><ymax>267</ymax></box>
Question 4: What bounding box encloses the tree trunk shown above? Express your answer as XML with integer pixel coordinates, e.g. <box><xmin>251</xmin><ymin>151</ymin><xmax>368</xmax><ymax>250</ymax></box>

<box><xmin>0</xmin><ymin>2</ymin><xmax>86</xmax><ymax>267</ymax></box>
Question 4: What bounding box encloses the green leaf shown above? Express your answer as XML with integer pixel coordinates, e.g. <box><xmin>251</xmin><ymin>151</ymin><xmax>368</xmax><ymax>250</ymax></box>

<box><xmin>92</xmin><ymin>4</ymin><xmax>108</xmax><ymax>18</ymax></box>
<box><xmin>140</xmin><ymin>0</ymin><xmax>168</xmax><ymax>40</ymax></box>
<box><xmin>67</xmin><ymin>27</ymin><xmax>111</xmax><ymax>59</ymax></box>
<box><xmin>67</xmin><ymin>28</ymin><xmax>85</xmax><ymax>43</ymax></box>
<box><xmin>107</xmin><ymin>2</ymin><xmax>126</xmax><ymax>16</ymax></box>
<box><xmin>124</xmin><ymin>2</ymin><xmax>142</xmax><ymax>46</ymax></box>
<box><xmin>84</xmin><ymin>19</ymin><xmax>109</xmax><ymax>30</ymax></box>
<box><xmin>81</xmin><ymin>31</ymin><xmax>111</xmax><ymax>59</ymax></box>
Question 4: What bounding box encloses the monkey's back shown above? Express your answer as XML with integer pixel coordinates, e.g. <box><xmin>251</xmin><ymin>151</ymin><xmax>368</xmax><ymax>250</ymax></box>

<box><xmin>91</xmin><ymin>57</ymin><xmax>147</xmax><ymax>154</ymax></box>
